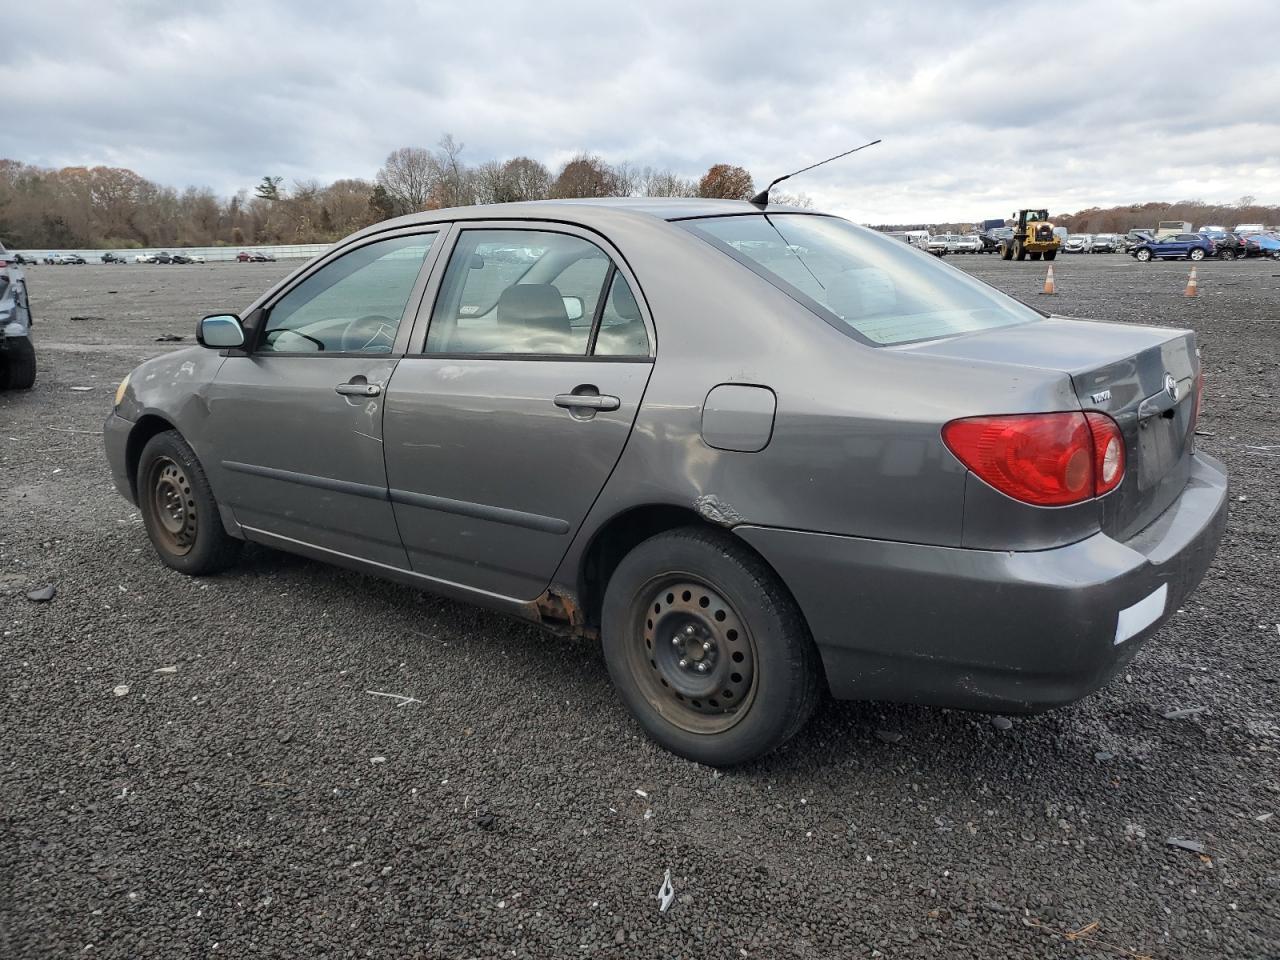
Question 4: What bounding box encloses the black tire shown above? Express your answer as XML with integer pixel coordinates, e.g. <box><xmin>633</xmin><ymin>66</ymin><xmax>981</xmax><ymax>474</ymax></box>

<box><xmin>1029</xmin><ymin>251</ymin><xmax>1042</xmax><ymax>261</ymax></box>
<box><xmin>1044</xmin><ymin>249</ymin><xmax>1058</xmax><ymax>261</ymax></box>
<box><xmin>137</xmin><ymin>430</ymin><xmax>241</xmax><ymax>575</ymax></box>
<box><xmin>1218</xmin><ymin>248</ymin><xmax>1235</xmax><ymax>261</ymax></box>
<box><xmin>1136</xmin><ymin>249</ymin><xmax>1152</xmax><ymax>262</ymax></box>
<box><xmin>1189</xmin><ymin>248</ymin><xmax>1205</xmax><ymax>261</ymax></box>
<box><xmin>1000</xmin><ymin>242</ymin><xmax>1013</xmax><ymax>261</ymax></box>
<box><xmin>601</xmin><ymin>526</ymin><xmax>821</xmax><ymax>766</ymax></box>
<box><xmin>0</xmin><ymin>336</ymin><xmax>36</xmax><ymax>390</ymax></box>
<box><xmin>1014</xmin><ymin>240</ymin><xmax>1027</xmax><ymax>261</ymax></box>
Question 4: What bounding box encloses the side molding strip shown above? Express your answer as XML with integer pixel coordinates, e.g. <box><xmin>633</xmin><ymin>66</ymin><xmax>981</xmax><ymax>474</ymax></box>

<box><xmin>390</xmin><ymin>488</ymin><xmax>570</xmax><ymax>535</ymax></box>
<box><xmin>222</xmin><ymin>460</ymin><xmax>388</xmax><ymax>501</ymax></box>
<box><xmin>222</xmin><ymin>460</ymin><xmax>569</xmax><ymax>535</ymax></box>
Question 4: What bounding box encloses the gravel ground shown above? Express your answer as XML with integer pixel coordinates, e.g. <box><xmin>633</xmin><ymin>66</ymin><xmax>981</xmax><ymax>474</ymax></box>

<box><xmin>1</xmin><ymin>255</ymin><xmax>1277</xmax><ymax>959</ymax></box>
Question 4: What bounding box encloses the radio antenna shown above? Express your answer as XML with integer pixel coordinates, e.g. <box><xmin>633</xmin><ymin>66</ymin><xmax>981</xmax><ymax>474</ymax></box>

<box><xmin>749</xmin><ymin>139</ymin><xmax>881</xmax><ymax>207</ymax></box>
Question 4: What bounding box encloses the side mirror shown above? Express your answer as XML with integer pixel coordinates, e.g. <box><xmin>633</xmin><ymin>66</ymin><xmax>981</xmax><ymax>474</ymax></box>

<box><xmin>198</xmin><ymin>313</ymin><xmax>245</xmax><ymax>348</ymax></box>
<box><xmin>562</xmin><ymin>296</ymin><xmax>584</xmax><ymax>321</ymax></box>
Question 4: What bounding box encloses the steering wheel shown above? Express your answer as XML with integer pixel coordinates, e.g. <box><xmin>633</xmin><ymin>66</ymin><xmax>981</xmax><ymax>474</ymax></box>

<box><xmin>339</xmin><ymin>314</ymin><xmax>397</xmax><ymax>353</ymax></box>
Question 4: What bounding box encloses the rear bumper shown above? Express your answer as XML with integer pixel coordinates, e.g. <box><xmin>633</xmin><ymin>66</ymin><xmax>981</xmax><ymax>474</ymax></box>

<box><xmin>736</xmin><ymin>452</ymin><xmax>1228</xmax><ymax>713</ymax></box>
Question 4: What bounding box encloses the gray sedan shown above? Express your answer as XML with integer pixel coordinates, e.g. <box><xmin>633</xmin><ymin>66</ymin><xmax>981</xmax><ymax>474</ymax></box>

<box><xmin>103</xmin><ymin>198</ymin><xmax>1228</xmax><ymax>766</ymax></box>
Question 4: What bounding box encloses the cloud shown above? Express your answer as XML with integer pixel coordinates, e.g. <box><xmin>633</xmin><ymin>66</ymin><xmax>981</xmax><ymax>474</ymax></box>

<box><xmin>1</xmin><ymin>0</ymin><xmax>1277</xmax><ymax>222</ymax></box>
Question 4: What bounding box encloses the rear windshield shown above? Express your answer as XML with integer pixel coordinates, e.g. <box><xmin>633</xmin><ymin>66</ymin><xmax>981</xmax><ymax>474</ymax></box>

<box><xmin>683</xmin><ymin>214</ymin><xmax>1041</xmax><ymax>346</ymax></box>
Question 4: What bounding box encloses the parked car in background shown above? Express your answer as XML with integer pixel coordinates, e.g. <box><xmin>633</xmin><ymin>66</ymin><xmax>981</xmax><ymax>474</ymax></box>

<box><xmin>1234</xmin><ymin>223</ymin><xmax>1265</xmax><ymax>235</ymax></box>
<box><xmin>49</xmin><ymin>253</ymin><xmax>86</xmax><ymax>265</ymax></box>
<box><xmin>1242</xmin><ymin>232</ymin><xmax>1280</xmax><ymax>259</ymax></box>
<box><xmin>11</xmin><ymin>252</ymin><xmax>36</xmax><ymax>266</ymax></box>
<box><xmin>1198</xmin><ymin>231</ymin><xmax>1244</xmax><ymax>260</ymax></box>
<box><xmin>1088</xmin><ymin>234</ymin><xmax>1119</xmax><ymax>253</ymax></box>
<box><xmin>0</xmin><ymin>241</ymin><xmax>36</xmax><ymax>389</ymax></box>
<box><xmin>237</xmin><ymin>251</ymin><xmax>277</xmax><ymax>262</ymax></box>
<box><xmin>102</xmin><ymin>252</ymin><xmax>128</xmax><ymax>264</ymax></box>
<box><xmin>1063</xmin><ymin>234</ymin><xmax>1090</xmax><ymax>253</ymax></box>
<box><xmin>134</xmin><ymin>253</ymin><xmax>157</xmax><ymax>263</ymax></box>
<box><xmin>153</xmin><ymin>252</ymin><xmax>174</xmax><ymax>264</ymax></box>
<box><xmin>1122</xmin><ymin>230</ymin><xmax>1154</xmax><ymax>253</ymax></box>
<box><xmin>189</xmin><ymin>255</ymin><xmax>206</xmax><ymax>264</ymax></box>
<box><xmin>102</xmin><ymin>197</ymin><xmax>1227</xmax><ymax>765</ymax></box>
<box><xmin>1198</xmin><ymin>225</ymin><xmax>1227</xmax><ymax>234</ymax></box>
<box><xmin>1129</xmin><ymin>232</ymin><xmax>1215</xmax><ymax>262</ymax></box>
<box><xmin>925</xmin><ymin>235</ymin><xmax>950</xmax><ymax>256</ymax></box>
<box><xmin>951</xmin><ymin>234</ymin><xmax>983</xmax><ymax>254</ymax></box>
<box><xmin>170</xmin><ymin>254</ymin><xmax>195</xmax><ymax>265</ymax></box>
<box><xmin>980</xmin><ymin>227</ymin><xmax>1012</xmax><ymax>253</ymax></box>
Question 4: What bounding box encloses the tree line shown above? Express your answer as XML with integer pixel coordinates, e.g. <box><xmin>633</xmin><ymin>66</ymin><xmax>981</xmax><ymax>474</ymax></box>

<box><xmin>0</xmin><ymin>135</ymin><xmax>798</xmax><ymax>250</ymax></box>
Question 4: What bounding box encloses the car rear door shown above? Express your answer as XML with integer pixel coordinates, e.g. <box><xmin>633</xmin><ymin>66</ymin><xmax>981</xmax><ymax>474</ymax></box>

<box><xmin>382</xmin><ymin>222</ymin><xmax>655</xmax><ymax>601</ymax></box>
<box><xmin>204</xmin><ymin>229</ymin><xmax>442</xmax><ymax>568</ymax></box>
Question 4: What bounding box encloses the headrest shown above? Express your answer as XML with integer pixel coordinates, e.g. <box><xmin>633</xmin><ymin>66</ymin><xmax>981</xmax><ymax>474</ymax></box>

<box><xmin>497</xmin><ymin>284</ymin><xmax>570</xmax><ymax>334</ymax></box>
<box><xmin>610</xmin><ymin>278</ymin><xmax>642</xmax><ymax>321</ymax></box>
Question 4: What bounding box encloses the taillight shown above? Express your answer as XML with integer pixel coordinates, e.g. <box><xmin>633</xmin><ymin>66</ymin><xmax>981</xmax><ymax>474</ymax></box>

<box><xmin>942</xmin><ymin>411</ymin><xmax>1126</xmax><ymax>507</ymax></box>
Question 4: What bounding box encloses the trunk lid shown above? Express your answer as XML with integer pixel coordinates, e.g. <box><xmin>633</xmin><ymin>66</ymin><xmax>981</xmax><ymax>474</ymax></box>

<box><xmin>902</xmin><ymin>316</ymin><xmax>1199</xmax><ymax>540</ymax></box>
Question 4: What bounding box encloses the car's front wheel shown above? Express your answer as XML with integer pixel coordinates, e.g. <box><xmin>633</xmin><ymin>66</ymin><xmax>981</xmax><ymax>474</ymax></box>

<box><xmin>137</xmin><ymin>430</ymin><xmax>242</xmax><ymax>575</ymax></box>
<box><xmin>1189</xmin><ymin>248</ymin><xmax>1206</xmax><ymax>261</ymax></box>
<box><xmin>601</xmin><ymin>527</ymin><xmax>821</xmax><ymax>766</ymax></box>
<box><xmin>0</xmin><ymin>336</ymin><xmax>36</xmax><ymax>390</ymax></box>
<box><xmin>1136</xmin><ymin>249</ymin><xmax>1153</xmax><ymax>262</ymax></box>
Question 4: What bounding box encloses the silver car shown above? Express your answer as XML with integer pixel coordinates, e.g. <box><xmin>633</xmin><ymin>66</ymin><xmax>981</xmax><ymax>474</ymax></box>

<box><xmin>0</xmin><ymin>242</ymin><xmax>36</xmax><ymax>389</ymax></box>
<box><xmin>103</xmin><ymin>199</ymin><xmax>1228</xmax><ymax>765</ymax></box>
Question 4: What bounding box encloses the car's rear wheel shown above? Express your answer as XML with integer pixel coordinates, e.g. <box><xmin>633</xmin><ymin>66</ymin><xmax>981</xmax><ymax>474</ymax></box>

<box><xmin>601</xmin><ymin>527</ymin><xmax>820</xmax><ymax>766</ymax></box>
<box><xmin>137</xmin><ymin>430</ymin><xmax>241</xmax><ymax>575</ymax></box>
<box><xmin>1189</xmin><ymin>248</ymin><xmax>1205</xmax><ymax>261</ymax></box>
<box><xmin>1218</xmin><ymin>248</ymin><xmax>1236</xmax><ymax>261</ymax></box>
<box><xmin>1136</xmin><ymin>249</ymin><xmax>1152</xmax><ymax>262</ymax></box>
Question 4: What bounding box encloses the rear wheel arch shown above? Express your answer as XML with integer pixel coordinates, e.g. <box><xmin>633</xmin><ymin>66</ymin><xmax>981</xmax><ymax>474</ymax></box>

<box><xmin>576</xmin><ymin>504</ymin><xmax>808</xmax><ymax>637</ymax></box>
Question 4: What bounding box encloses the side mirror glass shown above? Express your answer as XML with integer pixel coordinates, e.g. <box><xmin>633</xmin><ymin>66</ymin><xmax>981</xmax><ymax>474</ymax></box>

<box><xmin>198</xmin><ymin>314</ymin><xmax>245</xmax><ymax>348</ymax></box>
<box><xmin>562</xmin><ymin>296</ymin><xmax>584</xmax><ymax>321</ymax></box>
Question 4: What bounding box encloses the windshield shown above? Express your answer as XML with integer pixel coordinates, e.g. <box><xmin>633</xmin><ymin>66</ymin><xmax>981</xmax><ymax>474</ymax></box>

<box><xmin>684</xmin><ymin>214</ymin><xmax>1042</xmax><ymax>346</ymax></box>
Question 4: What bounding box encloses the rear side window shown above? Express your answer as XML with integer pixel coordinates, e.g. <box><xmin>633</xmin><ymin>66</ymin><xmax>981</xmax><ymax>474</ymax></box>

<box><xmin>684</xmin><ymin>215</ymin><xmax>1042</xmax><ymax>346</ymax></box>
<box><xmin>425</xmin><ymin>229</ymin><xmax>648</xmax><ymax>357</ymax></box>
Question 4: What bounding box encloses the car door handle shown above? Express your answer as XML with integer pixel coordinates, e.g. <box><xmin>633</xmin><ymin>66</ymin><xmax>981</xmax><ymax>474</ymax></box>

<box><xmin>336</xmin><ymin>381</ymin><xmax>381</xmax><ymax>397</ymax></box>
<box><xmin>554</xmin><ymin>393</ymin><xmax>620</xmax><ymax>411</ymax></box>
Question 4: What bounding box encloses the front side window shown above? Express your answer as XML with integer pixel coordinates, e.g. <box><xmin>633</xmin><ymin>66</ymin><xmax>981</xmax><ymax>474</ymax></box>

<box><xmin>259</xmin><ymin>233</ymin><xmax>435</xmax><ymax>354</ymax></box>
<box><xmin>425</xmin><ymin>229</ymin><xmax>638</xmax><ymax>356</ymax></box>
<box><xmin>684</xmin><ymin>215</ymin><xmax>1042</xmax><ymax>346</ymax></box>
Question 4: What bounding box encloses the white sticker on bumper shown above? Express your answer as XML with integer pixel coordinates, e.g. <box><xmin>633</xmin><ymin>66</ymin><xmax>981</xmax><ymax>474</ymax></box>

<box><xmin>1115</xmin><ymin>583</ymin><xmax>1168</xmax><ymax>645</ymax></box>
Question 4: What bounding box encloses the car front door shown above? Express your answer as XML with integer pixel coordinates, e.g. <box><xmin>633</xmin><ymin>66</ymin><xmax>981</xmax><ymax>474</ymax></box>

<box><xmin>205</xmin><ymin>229</ymin><xmax>441</xmax><ymax>567</ymax></box>
<box><xmin>382</xmin><ymin>224</ymin><xmax>655</xmax><ymax>601</ymax></box>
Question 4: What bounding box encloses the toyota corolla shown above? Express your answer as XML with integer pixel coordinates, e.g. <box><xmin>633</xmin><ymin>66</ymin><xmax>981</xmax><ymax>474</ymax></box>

<box><xmin>104</xmin><ymin>198</ymin><xmax>1228</xmax><ymax>766</ymax></box>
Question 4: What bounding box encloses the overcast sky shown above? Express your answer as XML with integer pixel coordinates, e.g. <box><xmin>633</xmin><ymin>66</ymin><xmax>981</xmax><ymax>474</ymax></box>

<box><xmin>4</xmin><ymin>1</ymin><xmax>1278</xmax><ymax>222</ymax></box>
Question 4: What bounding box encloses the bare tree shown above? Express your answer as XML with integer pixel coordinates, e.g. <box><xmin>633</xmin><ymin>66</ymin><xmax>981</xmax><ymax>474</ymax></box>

<box><xmin>376</xmin><ymin>147</ymin><xmax>439</xmax><ymax>214</ymax></box>
<box><xmin>503</xmin><ymin>156</ymin><xmax>551</xmax><ymax>201</ymax></box>
<box><xmin>641</xmin><ymin>167</ymin><xmax>698</xmax><ymax>198</ymax></box>
<box><xmin>434</xmin><ymin>134</ymin><xmax>472</xmax><ymax>208</ymax></box>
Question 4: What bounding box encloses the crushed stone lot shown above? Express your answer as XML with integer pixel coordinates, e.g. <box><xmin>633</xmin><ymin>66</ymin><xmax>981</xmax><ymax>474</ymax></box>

<box><xmin>1</xmin><ymin>255</ymin><xmax>1277</xmax><ymax>958</ymax></box>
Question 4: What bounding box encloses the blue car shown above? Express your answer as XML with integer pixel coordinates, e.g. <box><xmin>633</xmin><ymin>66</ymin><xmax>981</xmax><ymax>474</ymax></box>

<box><xmin>1130</xmin><ymin>232</ymin><xmax>1215</xmax><ymax>262</ymax></box>
<box><xmin>1242</xmin><ymin>232</ymin><xmax>1280</xmax><ymax>259</ymax></box>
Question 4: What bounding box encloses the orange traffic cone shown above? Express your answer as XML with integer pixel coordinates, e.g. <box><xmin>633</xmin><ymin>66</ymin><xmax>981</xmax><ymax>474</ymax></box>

<box><xmin>1184</xmin><ymin>266</ymin><xmax>1198</xmax><ymax>297</ymax></box>
<box><xmin>1041</xmin><ymin>264</ymin><xmax>1056</xmax><ymax>295</ymax></box>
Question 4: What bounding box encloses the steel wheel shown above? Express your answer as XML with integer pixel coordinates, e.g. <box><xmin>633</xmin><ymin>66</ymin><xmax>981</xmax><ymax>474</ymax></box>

<box><xmin>147</xmin><ymin>455</ymin><xmax>197</xmax><ymax>556</ymax></box>
<box><xmin>630</xmin><ymin>577</ymin><xmax>758</xmax><ymax>735</ymax></box>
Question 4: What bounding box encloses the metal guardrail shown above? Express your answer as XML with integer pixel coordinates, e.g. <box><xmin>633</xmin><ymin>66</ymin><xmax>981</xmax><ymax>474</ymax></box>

<box><xmin>12</xmin><ymin>243</ymin><xmax>333</xmax><ymax>263</ymax></box>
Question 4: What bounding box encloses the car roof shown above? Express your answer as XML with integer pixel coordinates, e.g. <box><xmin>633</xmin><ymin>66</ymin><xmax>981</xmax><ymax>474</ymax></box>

<box><xmin>358</xmin><ymin>196</ymin><xmax>823</xmax><ymax>235</ymax></box>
